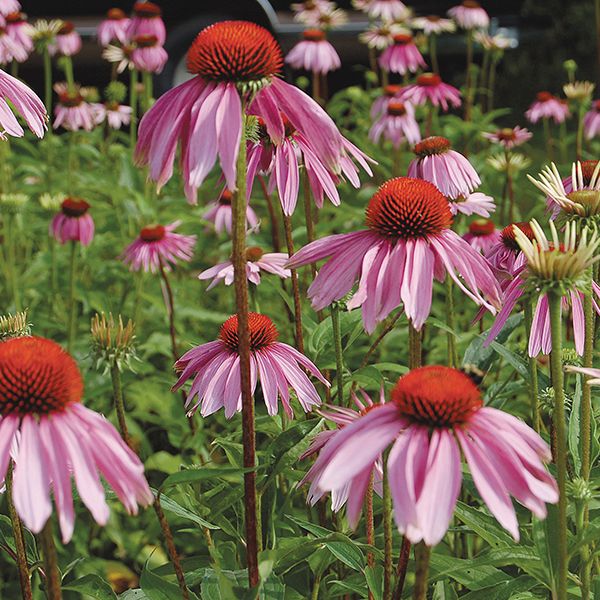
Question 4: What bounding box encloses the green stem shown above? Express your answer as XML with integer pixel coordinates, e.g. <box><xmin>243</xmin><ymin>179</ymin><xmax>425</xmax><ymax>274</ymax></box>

<box><xmin>429</xmin><ymin>34</ymin><xmax>439</xmax><ymax>74</ymax></box>
<box><xmin>505</xmin><ymin>149</ymin><xmax>515</xmax><ymax>222</ymax></box>
<box><xmin>141</xmin><ymin>71</ymin><xmax>153</xmax><ymax>113</ymax></box>
<box><xmin>383</xmin><ymin>454</ymin><xmax>393</xmax><ymax>600</ymax></box>
<box><xmin>67</xmin><ymin>241</ymin><xmax>77</xmax><ymax>353</ymax></box>
<box><xmin>548</xmin><ymin>292</ymin><xmax>568</xmax><ymax>600</ymax></box>
<box><xmin>129</xmin><ymin>69</ymin><xmax>139</xmax><ymax>149</ymax></box>
<box><xmin>487</xmin><ymin>56</ymin><xmax>498</xmax><ymax>112</ymax></box>
<box><xmin>10</xmin><ymin>60</ymin><xmax>18</xmax><ymax>78</ymax></box>
<box><xmin>63</xmin><ymin>57</ymin><xmax>75</xmax><ymax>95</ymax></box>
<box><xmin>365</xmin><ymin>476</ymin><xmax>375</xmax><ymax>600</ymax></box>
<box><xmin>412</xmin><ymin>543</ymin><xmax>431</xmax><ymax>600</ymax></box>
<box><xmin>523</xmin><ymin>302</ymin><xmax>540</xmax><ymax>432</ymax></box>
<box><xmin>110</xmin><ymin>363</ymin><xmax>132</xmax><ymax>449</ymax></box>
<box><xmin>302</xmin><ymin>169</ymin><xmax>317</xmax><ymax>278</ymax></box>
<box><xmin>39</xmin><ymin>520</ymin><xmax>62</xmax><ymax>600</ymax></box>
<box><xmin>464</xmin><ymin>30</ymin><xmax>474</xmax><ymax>121</ymax></box>
<box><xmin>6</xmin><ymin>214</ymin><xmax>21</xmax><ymax>311</ymax></box>
<box><xmin>7</xmin><ymin>466</ymin><xmax>33</xmax><ymax>600</ymax></box>
<box><xmin>445</xmin><ymin>276</ymin><xmax>458</xmax><ymax>367</ymax></box>
<box><xmin>479</xmin><ymin>48</ymin><xmax>490</xmax><ymax>110</ymax></box>
<box><xmin>43</xmin><ymin>48</ymin><xmax>53</xmax><ymax>117</ymax></box>
<box><xmin>408</xmin><ymin>321</ymin><xmax>422</xmax><ymax>370</ymax></box>
<box><xmin>331</xmin><ymin>303</ymin><xmax>344</xmax><ymax>404</ymax></box>
<box><xmin>158</xmin><ymin>261</ymin><xmax>179</xmax><ymax>362</ymax></box>
<box><xmin>232</xmin><ymin>104</ymin><xmax>260</xmax><ymax>588</ymax></box>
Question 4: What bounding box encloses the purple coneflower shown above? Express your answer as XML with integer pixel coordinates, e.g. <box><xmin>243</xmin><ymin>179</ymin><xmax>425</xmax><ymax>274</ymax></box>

<box><xmin>462</xmin><ymin>219</ymin><xmax>501</xmax><ymax>254</ymax></box>
<box><xmin>408</xmin><ymin>136</ymin><xmax>480</xmax><ymax>199</ymax></box>
<box><xmin>127</xmin><ymin>1</ymin><xmax>166</xmax><ymax>45</ymax></box>
<box><xmin>53</xmin><ymin>83</ymin><xmax>96</xmax><ymax>131</ymax></box>
<box><xmin>122</xmin><ymin>222</ymin><xmax>196</xmax><ymax>273</ymax></box>
<box><xmin>359</xmin><ymin>23</ymin><xmax>406</xmax><ymax>51</ymax></box>
<box><xmin>203</xmin><ymin>189</ymin><xmax>260</xmax><ymax>235</ymax></box>
<box><xmin>0</xmin><ymin>0</ymin><xmax>19</xmax><ymax>16</ymax></box>
<box><xmin>5</xmin><ymin>12</ymin><xmax>33</xmax><ymax>57</ymax></box>
<box><xmin>447</xmin><ymin>1</ymin><xmax>490</xmax><ymax>30</ymax></box>
<box><xmin>136</xmin><ymin>21</ymin><xmax>369</xmax><ymax>203</ymax></box>
<box><xmin>378</xmin><ymin>33</ymin><xmax>426</xmax><ymax>75</ymax></box>
<box><xmin>450</xmin><ymin>192</ymin><xmax>495</xmax><ymax>217</ymax></box>
<box><xmin>483</xmin><ymin>126</ymin><xmax>532</xmax><ymax>149</ymax></box>
<box><xmin>308</xmin><ymin>366</ymin><xmax>557</xmax><ymax>545</ymax></box>
<box><xmin>0</xmin><ymin>26</ymin><xmax>26</xmax><ymax>64</ymax></box>
<box><xmin>50</xmin><ymin>198</ymin><xmax>94</xmax><ymax>246</ymax></box>
<box><xmin>584</xmin><ymin>100</ymin><xmax>600</xmax><ymax>140</ymax></box>
<box><xmin>354</xmin><ymin>0</ymin><xmax>410</xmax><ymax>21</ymax></box>
<box><xmin>486</xmin><ymin>221</ymin><xmax>533</xmax><ymax>277</ymax></box>
<box><xmin>287</xmin><ymin>177</ymin><xmax>502</xmax><ymax>332</ymax></box>
<box><xmin>291</xmin><ymin>0</ymin><xmax>336</xmax><ymax>26</ymax></box>
<box><xmin>0</xmin><ymin>68</ymin><xmax>46</xmax><ymax>138</ymax></box>
<box><xmin>172</xmin><ymin>313</ymin><xmax>329</xmax><ymax>418</ymax></box>
<box><xmin>285</xmin><ymin>29</ymin><xmax>341</xmax><ymax>75</ymax></box>
<box><xmin>370</xmin><ymin>84</ymin><xmax>403</xmax><ymax>119</ymax></box>
<box><xmin>525</xmin><ymin>91</ymin><xmax>570</xmax><ymax>124</ymax></box>
<box><xmin>411</xmin><ymin>15</ymin><xmax>456</xmax><ymax>35</ymax></box>
<box><xmin>0</xmin><ymin>336</ymin><xmax>153</xmax><ymax>542</ymax></box>
<box><xmin>301</xmin><ymin>388</ymin><xmax>385</xmax><ymax>522</ymax></box>
<box><xmin>48</xmin><ymin>21</ymin><xmax>82</xmax><ymax>57</ymax></box>
<box><xmin>93</xmin><ymin>101</ymin><xmax>132</xmax><ymax>129</ymax></box>
<box><xmin>369</xmin><ymin>100</ymin><xmax>421</xmax><ymax>148</ymax></box>
<box><xmin>97</xmin><ymin>8</ymin><xmax>131</xmax><ymax>46</ymax></box>
<box><xmin>131</xmin><ymin>34</ymin><xmax>167</xmax><ymax>73</ymax></box>
<box><xmin>198</xmin><ymin>247</ymin><xmax>290</xmax><ymax>290</ymax></box>
<box><xmin>401</xmin><ymin>73</ymin><xmax>461</xmax><ymax>111</ymax></box>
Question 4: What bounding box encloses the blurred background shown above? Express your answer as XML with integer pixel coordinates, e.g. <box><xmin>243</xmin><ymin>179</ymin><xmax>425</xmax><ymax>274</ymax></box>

<box><xmin>21</xmin><ymin>0</ymin><xmax>597</xmax><ymax>114</ymax></box>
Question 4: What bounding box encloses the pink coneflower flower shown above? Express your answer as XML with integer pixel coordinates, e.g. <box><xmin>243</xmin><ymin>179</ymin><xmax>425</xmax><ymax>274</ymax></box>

<box><xmin>369</xmin><ymin>100</ymin><xmax>421</xmax><ymax>148</ymax></box>
<box><xmin>486</xmin><ymin>232</ymin><xmax>600</xmax><ymax>358</ymax></box>
<box><xmin>102</xmin><ymin>42</ymin><xmax>135</xmax><ymax>73</ymax></box>
<box><xmin>53</xmin><ymin>83</ymin><xmax>96</xmax><ymax>131</ymax></box>
<box><xmin>584</xmin><ymin>100</ymin><xmax>600</xmax><ymax>139</ymax></box>
<box><xmin>5</xmin><ymin>12</ymin><xmax>33</xmax><ymax>58</ymax></box>
<box><xmin>401</xmin><ymin>73</ymin><xmax>461</xmax><ymax>111</ymax></box>
<box><xmin>525</xmin><ymin>92</ymin><xmax>570</xmax><ymax>124</ymax></box>
<box><xmin>128</xmin><ymin>1</ymin><xmax>165</xmax><ymax>45</ymax></box>
<box><xmin>0</xmin><ymin>0</ymin><xmax>19</xmax><ymax>17</ymax></box>
<box><xmin>483</xmin><ymin>126</ymin><xmax>532</xmax><ymax>149</ymax></box>
<box><xmin>97</xmin><ymin>8</ymin><xmax>131</xmax><ymax>46</ymax></box>
<box><xmin>48</xmin><ymin>21</ymin><xmax>82</xmax><ymax>57</ymax></box>
<box><xmin>121</xmin><ymin>222</ymin><xmax>196</xmax><ymax>273</ymax></box>
<box><xmin>198</xmin><ymin>247</ymin><xmax>290</xmax><ymax>290</ymax></box>
<box><xmin>370</xmin><ymin>84</ymin><xmax>403</xmax><ymax>119</ymax></box>
<box><xmin>136</xmin><ymin>21</ymin><xmax>368</xmax><ymax>204</ymax></box>
<box><xmin>93</xmin><ymin>100</ymin><xmax>132</xmax><ymax>129</ymax></box>
<box><xmin>172</xmin><ymin>313</ymin><xmax>329</xmax><ymax>418</ymax></box>
<box><xmin>462</xmin><ymin>219</ymin><xmax>501</xmax><ymax>254</ymax></box>
<box><xmin>300</xmin><ymin>388</ymin><xmax>385</xmax><ymax>521</ymax></box>
<box><xmin>566</xmin><ymin>366</ymin><xmax>600</xmax><ymax>385</ymax></box>
<box><xmin>247</xmin><ymin>114</ymin><xmax>373</xmax><ymax>215</ymax></box>
<box><xmin>285</xmin><ymin>29</ymin><xmax>340</xmax><ymax>75</ymax></box>
<box><xmin>309</xmin><ymin>366</ymin><xmax>557</xmax><ymax>545</ymax></box>
<box><xmin>287</xmin><ymin>177</ymin><xmax>502</xmax><ymax>332</ymax></box>
<box><xmin>0</xmin><ymin>69</ymin><xmax>46</xmax><ymax>138</ymax></box>
<box><xmin>378</xmin><ymin>33</ymin><xmax>426</xmax><ymax>75</ymax></box>
<box><xmin>291</xmin><ymin>0</ymin><xmax>336</xmax><ymax>26</ymax></box>
<box><xmin>411</xmin><ymin>15</ymin><xmax>456</xmax><ymax>35</ymax></box>
<box><xmin>203</xmin><ymin>189</ymin><xmax>259</xmax><ymax>235</ymax></box>
<box><xmin>0</xmin><ymin>25</ymin><xmax>26</xmax><ymax>64</ymax></box>
<box><xmin>359</xmin><ymin>23</ymin><xmax>406</xmax><ymax>51</ymax></box>
<box><xmin>447</xmin><ymin>1</ymin><xmax>490</xmax><ymax>30</ymax></box>
<box><xmin>408</xmin><ymin>136</ymin><xmax>480</xmax><ymax>199</ymax></box>
<box><xmin>131</xmin><ymin>34</ymin><xmax>167</xmax><ymax>73</ymax></box>
<box><xmin>354</xmin><ymin>0</ymin><xmax>410</xmax><ymax>21</ymax></box>
<box><xmin>0</xmin><ymin>336</ymin><xmax>153</xmax><ymax>543</ymax></box>
<box><xmin>50</xmin><ymin>198</ymin><xmax>94</xmax><ymax>246</ymax></box>
<box><xmin>450</xmin><ymin>192</ymin><xmax>495</xmax><ymax>217</ymax></box>
<box><xmin>486</xmin><ymin>222</ymin><xmax>534</xmax><ymax>277</ymax></box>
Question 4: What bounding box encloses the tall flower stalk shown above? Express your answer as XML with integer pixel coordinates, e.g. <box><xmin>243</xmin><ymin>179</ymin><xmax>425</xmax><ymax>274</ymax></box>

<box><xmin>232</xmin><ymin>106</ymin><xmax>260</xmax><ymax>587</ymax></box>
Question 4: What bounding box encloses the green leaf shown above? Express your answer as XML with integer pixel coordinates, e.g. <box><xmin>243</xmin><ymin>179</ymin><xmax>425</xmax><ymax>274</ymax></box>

<box><xmin>286</xmin><ymin>515</ymin><xmax>334</xmax><ymax>538</ymax></box>
<box><xmin>157</xmin><ymin>492</ymin><xmax>219</xmax><ymax>530</ymax></box>
<box><xmin>140</xmin><ymin>565</ymin><xmax>199</xmax><ymax>600</ymax></box>
<box><xmin>324</xmin><ymin>539</ymin><xmax>364</xmax><ymax>571</ymax></box>
<box><xmin>454</xmin><ymin>502</ymin><xmax>516</xmax><ymax>548</ymax></box>
<box><xmin>432</xmin><ymin>580</ymin><xmax>458</xmax><ymax>600</ymax></box>
<box><xmin>160</xmin><ymin>466</ymin><xmax>253</xmax><ymax>490</ymax></box>
<box><xmin>365</xmin><ymin>564</ymin><xmax>383</xmax><ymax>600</ymax></box>
<box><xmin>460</xmin><ymin>575</ymin><xmax>538</xmax><ymax>599</ymax></box>
<box><xmin>568</xmin><ymin>375</ymin><xmax>582</xmax><ymax>475</ymax></box>
<box><xmin>63</xmin><ymin>574</ymin><xmax>118</xmax><ymax>599</ymax></box>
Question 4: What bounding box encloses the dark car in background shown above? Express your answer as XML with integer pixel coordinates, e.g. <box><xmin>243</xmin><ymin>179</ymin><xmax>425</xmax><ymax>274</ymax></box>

<box><xmin>22</xmin><ymin>0</ymin><xmax>541</xmax><ymax>98</ymax></box>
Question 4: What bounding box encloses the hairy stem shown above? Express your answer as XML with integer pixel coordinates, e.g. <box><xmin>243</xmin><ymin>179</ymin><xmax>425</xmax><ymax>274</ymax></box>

<box><xmin>523</xmin><ymin>302</ymin><xmax>540</xmax><ymax>433</ymax></box>
<box><xmin>282</xmin><ymin>213</ymin><xmax>305</xmax><ymax>353</ymax></box>
<box><xmin>383</xmin><ymin>454</ymin><xmax>393</xmax><ymax>600</ymax></box>
<box><xmin>7</xmin><ymin>466</ymin><xmax>32</xmax><ymax>600</ymax></box>
<box><xmin>445</xmin><ymin>276</ymin><xmax>458</xmax><ymax>368</ymax></box>
<box><xmin>412</xmin><ymin>543</ymin><xmax>431</xmax><ymax>600</ymax></box>
<box><xmin>232</xmin><ymin>106</ymin><xmax>260</xmax><ymax>588</ymax></box>
<box><xmin>67</xmin><ymin>241</ymin><xmax>77</xmax><ymax>353</ymax></box>
<box><xmin>129</xmin><ymin>69</ymin><xmax>138</xmax><ymax>149</ymax></box>
<box><xmin>548</xmin><ymin>292</ymin><xmax>568</xmax><ymax>600</ymax></box>
<box><xmin>39</xmin><ymin>521</ymin><xmax>62</xmax><ymax>600</ymax></box>
<box><xmin>331</xmin><ymin>303</ymin><xmax>344</xmax><ymax>404</ymax></box>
